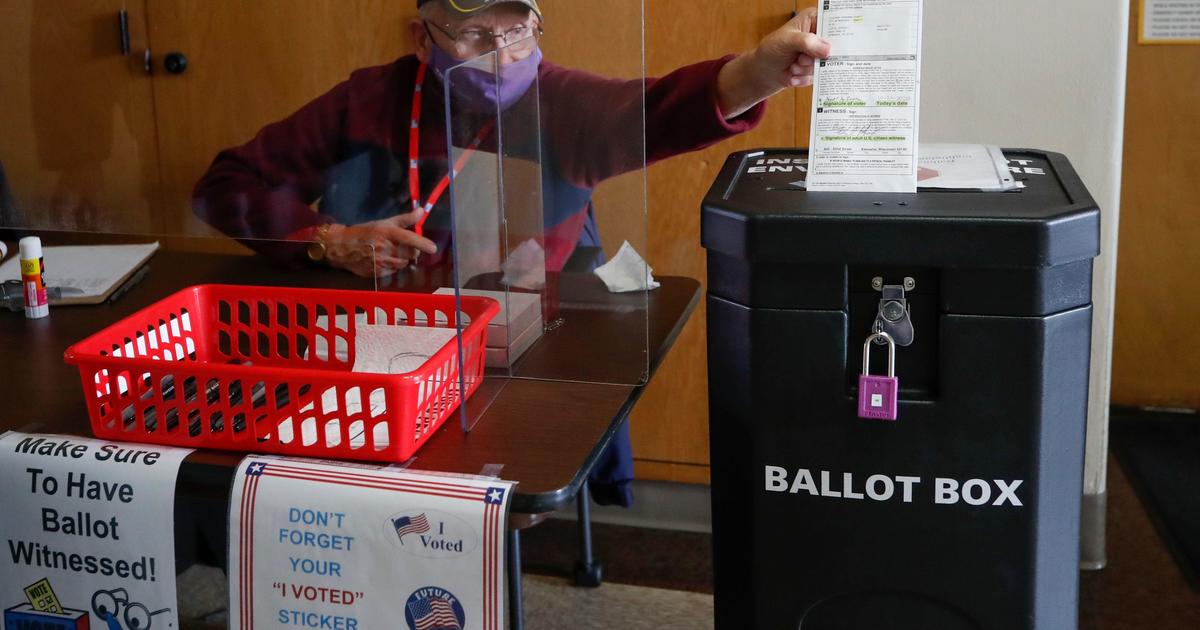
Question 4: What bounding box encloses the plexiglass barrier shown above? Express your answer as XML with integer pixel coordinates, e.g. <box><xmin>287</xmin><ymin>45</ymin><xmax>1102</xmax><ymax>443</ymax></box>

<box><xmin>445</xmin><ymin>1</ymin><xmax>650</xmax><ymax>398</ymax></box>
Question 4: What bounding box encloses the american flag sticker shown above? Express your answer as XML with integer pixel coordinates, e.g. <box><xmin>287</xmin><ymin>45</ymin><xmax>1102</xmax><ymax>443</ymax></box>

<box><xmin>227</xmin><ymin>457</ymin><xmax>514</xmax><ymax>630</ymax></box>
<box><xmin>394</xmin><ymin>513</ymin><xmax>431</xmax><ymax>544</ymax></box>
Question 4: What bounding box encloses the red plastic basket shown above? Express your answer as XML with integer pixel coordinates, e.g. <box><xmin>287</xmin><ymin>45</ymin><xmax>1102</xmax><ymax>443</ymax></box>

<box><xmin>64</xmin><ymin>284</ymin><xmax>498</xmax><ymax>462</ymax></box>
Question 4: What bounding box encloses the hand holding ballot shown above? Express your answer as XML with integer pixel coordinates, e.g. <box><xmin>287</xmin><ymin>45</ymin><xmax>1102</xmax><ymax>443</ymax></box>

<box><xmin>717</xmin><ymin>7</ymin><xmax>832</xmax><ymax>119</ymax></box>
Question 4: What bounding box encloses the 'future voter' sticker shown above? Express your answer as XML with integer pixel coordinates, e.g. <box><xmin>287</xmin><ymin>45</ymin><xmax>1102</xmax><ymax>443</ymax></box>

<box><xmin>405</xmin><ymin>586</ymin><xmax>466</xmax><ymax>630</ymax></box>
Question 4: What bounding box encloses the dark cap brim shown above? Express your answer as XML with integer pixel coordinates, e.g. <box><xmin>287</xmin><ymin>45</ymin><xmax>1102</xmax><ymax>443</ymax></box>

<box><xmin>418</xmin><ymin>0</ymin><xmax>542</xmax><ymax>18</ymax></box>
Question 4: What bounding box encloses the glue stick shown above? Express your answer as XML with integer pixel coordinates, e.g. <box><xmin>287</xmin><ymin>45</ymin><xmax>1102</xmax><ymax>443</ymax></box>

<box><xmin>19</xmin><ymin>236</ymin><xmax>48</xmax><ymax>319</ymax></box>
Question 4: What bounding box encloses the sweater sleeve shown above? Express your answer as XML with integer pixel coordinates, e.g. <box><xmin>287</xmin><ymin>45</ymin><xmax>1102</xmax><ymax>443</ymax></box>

<box><xmin>191</xmin><ymin>79</ymin><xmax>351</xmax><ymax>261</ymax></box>
<box><xmin>543</xmin><ymin>55</ymin><xmax>766</xmax><ymax>190</ymax></box>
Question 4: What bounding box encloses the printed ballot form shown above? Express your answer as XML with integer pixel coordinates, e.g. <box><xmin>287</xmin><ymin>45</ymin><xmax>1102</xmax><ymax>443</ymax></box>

<box><xmin>807</xmin><ymin>0</ymin><xmax>924</xmax><ymax>192</ymax></box>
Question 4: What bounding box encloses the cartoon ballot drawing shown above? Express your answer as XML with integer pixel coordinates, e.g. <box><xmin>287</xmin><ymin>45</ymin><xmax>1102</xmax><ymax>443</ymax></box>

<box><xmin>5</xmin><ymin>579</ymin><xmax>89</xmax><ymax>630</ymax></box>
<box><xmin>90</xmin><ymin>588</ymin><xmax>170</xmax><ymax>630</ymax></box>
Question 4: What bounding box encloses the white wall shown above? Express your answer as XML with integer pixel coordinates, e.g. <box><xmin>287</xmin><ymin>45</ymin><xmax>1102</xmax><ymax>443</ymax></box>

<box><xmin>919</xmin><ymin>1</ymin><xmax>1129</xmax><ymax>503</ymax></box>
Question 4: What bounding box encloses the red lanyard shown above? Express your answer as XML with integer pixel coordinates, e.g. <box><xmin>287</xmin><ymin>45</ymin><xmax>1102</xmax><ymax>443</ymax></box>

<box><xmin>408</xmin><ymin>62</ymin><xmax>495</xmax><ymax>236</ymax></box>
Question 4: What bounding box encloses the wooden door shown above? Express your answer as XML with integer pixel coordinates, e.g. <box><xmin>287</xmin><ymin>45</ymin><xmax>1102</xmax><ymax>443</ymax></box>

<box><xmin>144</xmin><ymin>0</ymin><xmax>419</xmax><ymax>245</ymax></box>
<box><xmin>1111</xmin><ymin>1</ymin><xmax>1200</xmax><ymax>409</ymax></box>
<box><xmin>0</xmin><ymin>0</ymin><xmax>161</xmax><ymax>234</ymax></box>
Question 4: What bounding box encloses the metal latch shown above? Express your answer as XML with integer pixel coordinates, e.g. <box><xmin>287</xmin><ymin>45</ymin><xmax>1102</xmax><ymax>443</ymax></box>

<box><xmin>871</xmin><ymin>276</ymin><xmax>915</xmax><ymax>347</ymax></box>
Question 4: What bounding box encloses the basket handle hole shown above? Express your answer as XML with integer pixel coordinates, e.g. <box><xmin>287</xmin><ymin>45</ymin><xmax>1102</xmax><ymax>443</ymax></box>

<box><xmin>348</xmin><ymin>420</ymin><xmax>366</xmax><ymax>450</ymax></box>
<box><xmin>324</xmin><ymin>419</ymin><xmax>342</xmax><ymax>448</ymax></box>
<box><xmin>372</xmin><ymin>423</ymin><xmax>391</xmax><ymax>451</ymax></box>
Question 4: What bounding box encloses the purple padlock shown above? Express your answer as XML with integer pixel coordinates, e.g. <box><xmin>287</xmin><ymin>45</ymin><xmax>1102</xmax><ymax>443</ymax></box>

<box><xmin>858</xmin><ymin>331</ymin><xmax>899</xmax><ymax>421</ymax></box>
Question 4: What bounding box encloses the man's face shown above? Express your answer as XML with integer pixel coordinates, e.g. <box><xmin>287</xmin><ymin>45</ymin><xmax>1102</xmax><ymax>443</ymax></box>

<box><xmin>423</xmin><ymin>2</ymin><xmax>542</xmax><ymax>63</ymax></box>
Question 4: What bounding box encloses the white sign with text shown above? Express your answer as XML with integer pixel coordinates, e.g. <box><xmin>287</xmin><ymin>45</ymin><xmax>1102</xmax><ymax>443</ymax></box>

<box><xmin>228</xmin><ymin>456</ymin><xmax>514</xmax><ymax>630</ymax></box>
<box><xmin>0</xmin><ymin>431</ymin><xmax>191</xmax><ymax>630</ymax></box>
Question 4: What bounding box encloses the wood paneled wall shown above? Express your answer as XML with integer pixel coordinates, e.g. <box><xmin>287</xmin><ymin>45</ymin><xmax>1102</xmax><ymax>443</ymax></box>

<box><xmin>1111</xmin><ymin>0</ymin><xmax>1200</xmax><ymax>409</ymax></box>
<box><xmin>145</xmin><ymin>0</ymin><xmax>419</xmax><ymax>240</ymax></box>
<box><xmin>0</xmin><ymin>0</ymin><xmax>161</xmax><ymax>233</ymax></box>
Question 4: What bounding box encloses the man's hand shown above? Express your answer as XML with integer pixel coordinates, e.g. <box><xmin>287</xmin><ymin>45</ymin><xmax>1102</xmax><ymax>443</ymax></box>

<box><xmin>717</xmin><ymin>7</ymin><xmax>831</xmax><ymax>119</ymax></box>
<box><xmin>323</xmin><ymin>212</ymin><xmax>438</xmax><ymax>278</ymax></box>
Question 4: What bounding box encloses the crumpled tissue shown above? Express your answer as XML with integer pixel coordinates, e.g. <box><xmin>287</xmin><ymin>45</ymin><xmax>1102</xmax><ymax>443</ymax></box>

<box><xmin>500</xmin><ymin>238</ymin><xmax>546</xmax><ymax>290</ymax></box>
<box><xmin>593</xmin><ymin>241</ymin><xmax>660</xmax><ymax>293</ymax></box>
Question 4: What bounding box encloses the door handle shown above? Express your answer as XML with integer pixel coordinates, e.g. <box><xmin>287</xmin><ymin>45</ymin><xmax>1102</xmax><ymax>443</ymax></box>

<box><xmin>118</xmin><ymin>10</ymin><xmax>130</xmax><ymax>55</ymax></box>
<box><xmin>164</xmin><ymin>52</ymin><xmax>189</xmax><ymax>75</ymax></box>
<box><xmin>118</xmin><ymin>9</ymin><xmax>153</xmax><ymax>74</ymax></box>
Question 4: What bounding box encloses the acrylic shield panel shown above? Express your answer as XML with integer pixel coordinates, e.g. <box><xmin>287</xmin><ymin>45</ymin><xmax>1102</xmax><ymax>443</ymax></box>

<box><xmin>443</xmin><ymin>0</ymin><xmax>650</xmax><ymax>409</ymax></box>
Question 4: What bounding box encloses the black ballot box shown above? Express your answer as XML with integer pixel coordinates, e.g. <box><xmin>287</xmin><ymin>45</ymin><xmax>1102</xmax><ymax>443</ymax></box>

<box><xmin>701</xmin><ymin>149</ymin><xmax>1100</xmax><ymax>630</ymax></box>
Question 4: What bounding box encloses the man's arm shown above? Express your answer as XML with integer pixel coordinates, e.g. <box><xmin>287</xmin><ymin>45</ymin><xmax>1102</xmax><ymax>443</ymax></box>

<box><xmin>191</xmin><ymin>80</ymin><xmax>351</xmax><ymax>257</ymax></box>
<box><xmin>543</xmin><ymin>8</ymin><xmax>829</xmax><ymax>189</ymax></box>
<box><xmin>192</xmin><ymin>67</ymin><xmax>438</xmax><ymax>277</ymax></box>
<box><xmin>542</xmin><ymin>56</ymin><xmax>754</xmax><ymax>190</ymax></box>
<box><xmin>717</xmin><ymin>7</ymin><xmax>829</xmax><ymax>119</ymax></box>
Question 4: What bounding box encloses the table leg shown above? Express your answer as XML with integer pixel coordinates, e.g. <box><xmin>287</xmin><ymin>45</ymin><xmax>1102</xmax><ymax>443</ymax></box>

<box><xmin>508</xmin><ymin>528</ymin><xmax>524</xmax><ymax>630</ymax></box>
<box><xmin>573</xmin><ymin>483</ymin><xmax>604</xmax><ymax>587</ymax></box>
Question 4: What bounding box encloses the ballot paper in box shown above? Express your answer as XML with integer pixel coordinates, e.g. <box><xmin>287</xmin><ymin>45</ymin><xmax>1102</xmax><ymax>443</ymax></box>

<box><xmin>4</xmin><ymin>604</ymin><xmax>90</xmax><ymax>630</ymax></box>
<box><xmin>435</xmin><ymin>288</ymin><xmax>542</xmax><ymax>368</ymax></box>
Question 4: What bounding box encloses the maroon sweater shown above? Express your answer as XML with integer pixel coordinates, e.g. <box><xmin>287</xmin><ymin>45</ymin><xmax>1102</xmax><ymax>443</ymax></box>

<box><xmin>193</xmin><ymin>54</ymin><xmax>765</xmax><ymax>269</ymax></box>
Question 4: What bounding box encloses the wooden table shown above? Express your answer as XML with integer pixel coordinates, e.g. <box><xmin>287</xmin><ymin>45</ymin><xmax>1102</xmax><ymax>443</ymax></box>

<box><xmin>0</xmin><ymin>246</ymin><xmax>700</xmax><ymax>628</ymax></box>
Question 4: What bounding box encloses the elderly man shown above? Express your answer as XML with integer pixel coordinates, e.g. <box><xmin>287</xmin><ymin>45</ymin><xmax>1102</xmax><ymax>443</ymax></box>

<box><xmin>193</xmin><ymin>0</ymin><xmax>829</xmax><ymax>505</ymax></box>
<box><xmin>194</xmin><ymin>0</ymin><xmax>828</xmax><ymax>275</ymax></box>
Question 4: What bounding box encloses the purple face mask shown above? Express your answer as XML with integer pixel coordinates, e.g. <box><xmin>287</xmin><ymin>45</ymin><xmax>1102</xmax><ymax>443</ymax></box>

<box><xmin>430</xmin><ymin>44</ymin><xmax>542</xmax><ymax>114</ymax></box>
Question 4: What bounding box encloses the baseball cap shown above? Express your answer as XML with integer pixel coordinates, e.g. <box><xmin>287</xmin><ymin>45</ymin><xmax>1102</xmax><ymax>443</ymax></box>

<box><xmin>416</xmin><ymin>0</ymin><xmax>542</xmax><ymax>18</ymax></box>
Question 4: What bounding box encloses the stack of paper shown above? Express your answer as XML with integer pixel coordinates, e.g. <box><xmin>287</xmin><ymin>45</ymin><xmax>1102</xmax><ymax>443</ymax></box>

<box><xmin>916</xmin><ymin>144</ymin><xmax>1018</xmax><ymax>191</ymax></box>
<box><xmin>792</xmin><ymin>144</ymin><xmax>1019</xmax><ymax>192</ymax></box>
<box><xmin>435</xmin><ymin>288</ymin><xmax>542</xmax><ymax>369</ymax></box>
<box><xmin>351</xmin><ymin>324</ymin><xmax>458</xmax><ymax>374</ymax></box>
<box><xmin>0</xmin><ymin>242</ymin><xmax>159</xmax><ymax>304</ymax></box>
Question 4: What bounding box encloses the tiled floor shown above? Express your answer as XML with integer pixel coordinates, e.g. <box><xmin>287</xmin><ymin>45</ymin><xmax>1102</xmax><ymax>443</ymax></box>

<box><xmin>1077</xmin><ymin>457</ymin><xmax>1200</xmax><ymax>629</ymax></box>
<box><xmin>522</xmin><ymin>454</ymin><xmax>1200</xmax><ymax>628</ymax></box>
<box><xmin>522</xmin><ymin>575</ymin><xmax>713</xmax><ymax>630</ymax></box>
